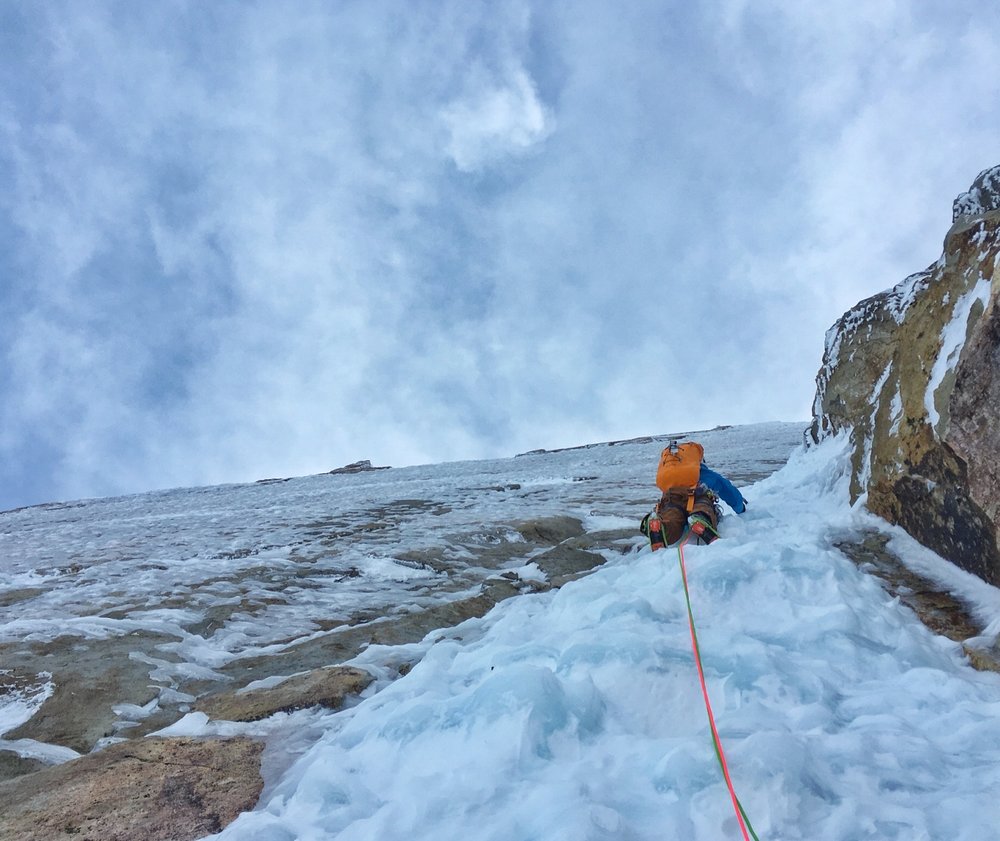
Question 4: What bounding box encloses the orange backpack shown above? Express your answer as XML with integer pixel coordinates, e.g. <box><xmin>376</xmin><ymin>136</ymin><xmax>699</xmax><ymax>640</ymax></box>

<box><xmin>655</xmin><ymin>442</ymin><xmax>704</xmax><ymax>511</ymax></box>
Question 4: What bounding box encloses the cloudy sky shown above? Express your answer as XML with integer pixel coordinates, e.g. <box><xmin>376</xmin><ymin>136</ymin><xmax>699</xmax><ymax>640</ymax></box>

<box><xmin>2</xmin><ymin>0</ymin><xmax>998</xmax><ymax>509</ymax></box>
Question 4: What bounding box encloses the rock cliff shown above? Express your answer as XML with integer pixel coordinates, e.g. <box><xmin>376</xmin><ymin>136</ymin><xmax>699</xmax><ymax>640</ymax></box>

<box><xmin>810</xmin><ymin>165</ymin><xmax>1000</xmax><ymax>585</ymax></box>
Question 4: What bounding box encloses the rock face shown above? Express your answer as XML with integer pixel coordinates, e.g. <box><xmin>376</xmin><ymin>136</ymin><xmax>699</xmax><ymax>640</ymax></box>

<box><xmin>810</xmin><ymin>165</ymin><xmax>1000</xmax><ymax>585</ymax></box>
<box><xmin>0</xmin><ymin>737</ymin><xmax>263</xmax><ymax>841</ymax></box>
<box><xmin>197</xmin><ymin>665</ymin><xmax>374</xmax><ymax>722</ymax></box>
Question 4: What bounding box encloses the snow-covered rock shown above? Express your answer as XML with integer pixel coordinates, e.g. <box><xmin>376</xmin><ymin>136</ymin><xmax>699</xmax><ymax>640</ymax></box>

<box><xmin>952</xmin><ymin>164</ymin><xmax>1000</xmax><ymax>222</ymax></box>
<box><xmin>811</xmin><ymin>165</ymin><xmax>1000</xmax><ymax>584</ymax></box>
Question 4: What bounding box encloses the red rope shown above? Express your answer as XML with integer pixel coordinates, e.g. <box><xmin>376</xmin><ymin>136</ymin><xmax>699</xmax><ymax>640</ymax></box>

<box><xmin>677</xmin><ymin>537</ymin><xmax>757</xmax><ymax>840</ymax></box>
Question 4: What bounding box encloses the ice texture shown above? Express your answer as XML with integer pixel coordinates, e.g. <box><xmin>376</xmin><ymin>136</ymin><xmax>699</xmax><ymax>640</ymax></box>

<box><xmin>205</xmin><ymin>435</ymin><xmax>999</xmax><ymax>841</ymax></box>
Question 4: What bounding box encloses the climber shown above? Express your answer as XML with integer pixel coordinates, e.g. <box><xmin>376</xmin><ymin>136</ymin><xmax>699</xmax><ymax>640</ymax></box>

<box><xmin>640</xmin><ymin>440</ymin><xmax>747</xmax><ymax>550</ymax></box>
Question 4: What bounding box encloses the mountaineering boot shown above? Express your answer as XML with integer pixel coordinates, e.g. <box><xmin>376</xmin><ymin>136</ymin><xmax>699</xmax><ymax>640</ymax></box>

<box><xmin>688</xmin><ymin>514</ymin><xmax>716</xmax><ymax>545</ymax></box>
<box><xmin>648</xmin><ymin>516</ymin><xmax>665</xmax><ymax>551</ymax></box>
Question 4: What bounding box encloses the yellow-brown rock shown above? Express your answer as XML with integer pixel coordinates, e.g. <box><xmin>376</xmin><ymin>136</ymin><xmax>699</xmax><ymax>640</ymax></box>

<box><xmin>811</xmin><ymin>165</ymin><xmax>1000</xmax><ymax>585</ymax></box>
<box><xmin>0</xmin><ymin>736</ymin><xmax>263</xmax><ymax>841</ymax></box>
<box><xmin>197</xmin><ymin>665</ymin><xmax>373</xmax><ymax>722</ymax></box>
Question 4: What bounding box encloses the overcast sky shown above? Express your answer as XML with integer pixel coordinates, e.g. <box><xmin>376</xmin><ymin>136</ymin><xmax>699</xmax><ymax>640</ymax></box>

<box><xmin>2</xmin><ymin>0</ymin><xmax>998</xmax><ymax>510</ymax></box>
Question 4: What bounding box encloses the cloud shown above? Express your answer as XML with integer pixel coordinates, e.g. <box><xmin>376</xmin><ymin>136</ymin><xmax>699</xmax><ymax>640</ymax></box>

<box><xmin>1</xmin><ymin>0</ymin><xmax>999</xmax><ymax>509</ymax></box>
<box><xmin>443</xmin><ymin>65</ymin><xmax>554</xmax><ymax>171</ymax></box>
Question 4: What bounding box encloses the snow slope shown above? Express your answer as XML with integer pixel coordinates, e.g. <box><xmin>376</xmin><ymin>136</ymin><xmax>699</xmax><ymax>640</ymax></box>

<box><xmin>0</xmin><ymin>423</ymin><xmax>798</xmax><ymax>673</ymax></box>
<box><xmin>0</xmin><ymin>422</ymin><xmax>800</xmax><ymax>753</ymax></box>
<box><xmin>4</xmin><ymin>422</ymin><xmax>999</xmax><ymax>839</ymax></box>
<box><xmin>193</xmin><ymin>435</ymin><xmax>1000</xmax><ymax>841</ymax></box>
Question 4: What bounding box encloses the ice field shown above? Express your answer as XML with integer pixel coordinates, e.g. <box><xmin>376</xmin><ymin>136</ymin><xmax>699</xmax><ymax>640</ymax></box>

<box><xmin>3</xmin><ymin>422</ymin><xmax>999</xmax><ymax>839</ymax></box>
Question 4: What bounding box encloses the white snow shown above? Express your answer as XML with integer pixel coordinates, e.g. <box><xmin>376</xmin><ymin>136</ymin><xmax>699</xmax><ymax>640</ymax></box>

<box><xmin>886</xmin><ymin>270</ymin><xmax>932</xmax><ymax>325</ymax></box>
<box><xmin>3</xmin><ymin>422</ymin><xmax>999</xmax><ymax>840</ymax></box>
<box><xmin>888</xmin><ymin>383</ymin><xmax>903</xmax><ymax>438</ymax></box>
<box><xmin>0</xmin><ymin>423</ymin><xmax>802</xmax><ymax>660</ymax></box>
<box><xmin>0</xmin><ymin>737</ymin><xmax>80</xmax><ymax>766</ymax></box>
<box><xmin>953</xmin><ymin>165</ymin><xmax>1000</xmax><ymax>220</ymax></box>
<box><xmin>924</xmin><ymin>275</ymin><xmax>992</xmax><ymax>431</ymax></box>
<box><xmin>0</xmin><ymin>670</ymin><xmax>53</xmax><ymax>736</ymax></box>
<box><xmin>857</xmin><ymin>364</ymin><xmax>893</xmax><ymax>498</ymax></box>
<box><xmin>196</xmin><ymin>435</ymin><xmax>998</xmax><ymax>841</ymax></box>
<box><xmin>0</xmin><ymin>670</ymin><xmax>74</xmax><ymax>767</ymax></box>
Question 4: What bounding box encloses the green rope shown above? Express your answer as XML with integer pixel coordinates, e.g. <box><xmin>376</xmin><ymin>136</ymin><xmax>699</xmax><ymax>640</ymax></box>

<box><xmin>677</xmin><ymin>541</ymin><xmax>761</xmax><ymax>841</ymax></box>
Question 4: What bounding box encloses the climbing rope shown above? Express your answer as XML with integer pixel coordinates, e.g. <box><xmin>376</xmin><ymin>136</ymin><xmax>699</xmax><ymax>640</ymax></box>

<box><xmin>677</xmin><ymin>533</ymin><xmax>760</xmax><ymax>841</ymax></box>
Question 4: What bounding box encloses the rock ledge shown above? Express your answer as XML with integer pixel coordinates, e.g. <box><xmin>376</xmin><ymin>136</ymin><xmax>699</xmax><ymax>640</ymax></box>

<box><xmin>0</xmin><ymin>736</ymin><xmax>263</xmax><ymax>841</ymax></box>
